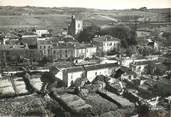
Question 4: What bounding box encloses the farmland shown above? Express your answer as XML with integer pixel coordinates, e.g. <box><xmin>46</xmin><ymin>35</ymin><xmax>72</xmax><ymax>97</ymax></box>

<box><xmin>0</xmin><ymin>6</ymin><xmax>170</xmax><ymax>31</ymax></box>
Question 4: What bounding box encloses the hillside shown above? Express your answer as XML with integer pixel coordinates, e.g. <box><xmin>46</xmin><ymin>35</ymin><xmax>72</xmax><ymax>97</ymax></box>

<box><xmin>0</xmin><ymin>15</ymin><xmax>70</xmax><ymax>31</ymax></box>
<box><xmin>0</xmin><ymin>6</ymin><xmax>170</xmax><ymax>31</ymax></box>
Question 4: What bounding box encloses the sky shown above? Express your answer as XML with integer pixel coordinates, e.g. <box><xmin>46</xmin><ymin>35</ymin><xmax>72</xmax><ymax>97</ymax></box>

<box><xmin>0</xmin><ymin>0</ymin><xmax>171</xmax><ymax>9</ymax></box>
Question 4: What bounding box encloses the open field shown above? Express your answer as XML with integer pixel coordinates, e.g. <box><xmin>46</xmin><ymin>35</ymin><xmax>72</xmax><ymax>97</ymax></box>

<box><xmin>0</xmin><ymin>14</ymin><xmax>70</xmax><ymax>31</ymax></box>
<box><xmin>0</xmin><ymin>6</ymin><xmax>170</xmax><ymax>31</ymax></box>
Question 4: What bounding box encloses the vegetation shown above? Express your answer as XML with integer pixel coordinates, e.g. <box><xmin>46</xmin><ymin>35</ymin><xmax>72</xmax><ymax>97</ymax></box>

<box><xmin>162</xmin><ymin>32</ymin><xmax>171</xmax><ymax>47</ymax></box>
<box><xmin>85</xmin><ymin>94</ymin><xmax>118</xmax><ymax>115</ymax></box>
<box><xmin>77</xmin><ymin>26</ymin><xmax>100</xmax><ymax>43</ymax></box>
<box><xmin>99</xmin><ymin>25</ymin><xmax>137</xmax><ymax>48</ymax></box>
<box><xmin>143</xmin><ymin>62</ymin><xmax>166</xmax><ymax>76</ymax></box>
<box><xmin>0</xmin><ymin>95</ymin><xmax>47</xmax><ymax>116</ymax></box>
<box><xmin>137</xmin><ymin>46</ymin><xmax>160</xmax><ymax>56</ymax></box>
<box><xmin>77</xmin><ymin>25</ymin><xmax>137</xmax><ymax>49</ymax></box>
<box><xmin>0</xmin><ymin>6</ymin><xmax>169</xmax><ymax>31</ymax></box>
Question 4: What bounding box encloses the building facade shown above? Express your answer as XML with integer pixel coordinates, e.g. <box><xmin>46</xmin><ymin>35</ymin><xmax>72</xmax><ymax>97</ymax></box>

<box><xmin>52</xmin><ymin>43</ymin><xmax>97</xmax><ymax>61</ymax></box>
<box><xmin>74</xmin><ymin>44</ymin><xmax>96</xmax><ymax>59</ymax></box>
<box><xmin>62</xmin><ymin>63</ymin><xmax>118</xmax><ymax>87</ymax></box>
<box><xmin>37</xmin><ymin>40</ymin><xmax>53</xmax><ymax>56</ymax></box>
<box><xmin>35</xmin><ymin>30</ymin><xmax>49</xmax><ymax>37</ymax></box>
<box><xmin>52</xmin><ymin>44</ymin><xmax>74</xmax><ymax>60</ymax></box>
<box><xmin>93</xmin><ymin>35</ymin><xmax>120</xmax><ymax>55</ymax></box>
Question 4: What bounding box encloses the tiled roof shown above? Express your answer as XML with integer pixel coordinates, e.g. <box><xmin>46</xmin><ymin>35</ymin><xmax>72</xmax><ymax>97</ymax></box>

<box><xmin>66</xmin><ymin>63</ymin><xmax>118</xmax><ymax>73</ymax></box>
<box><xmin>5</xmin><ymin>39</ymin><xmax>20</xmax><ymax>45</ymax></box>
<box><xmin>53</xmin><ymin>43</ymin><xmax>96</xmax><ymax>49</ymax></box>
<box><xmin>85</xmin><ymin>63</ymin><xmax>118</xmax><ymax>71</ymax></box>
<box><xmin>74</xmin><ymin>43</ymin><xmax>96</xmax><ymax>49</ymax></box>
<box><xmin>22</xmin><ymin>32</ymin><xmax>37</xmax><ymax>36</ymax></box>
<box><xmin>93</xmin><ymin>35</ymin><xmax>120</xmax><ymax>42</ymax></box>
<box><xmin>0</xmin><ymin>44</ymin><xmax>28</xmax><ymax>50</ymax></box>
<box><xmin>132</xmin><ymin>60</ymin><xmax>158</xmax><ymax>65</ymax></box>
<box><xmin>37</xmin><ymin>40</ymin><xmax>52</xmax><ymax>45</ymax></box>
<box><xmin>65</xmin><ymin>66</ymin><xmax>85</xmax><ymax>73</ymax></box>
<box><xmin>53</xmin><ymin>43</ymin><xmax>75</xmax><ymax>49</ymax></box>
<box><xmin>21</xmin><ymin>37</ymin><xmax>37</xmax><ymax>49</ymax></box>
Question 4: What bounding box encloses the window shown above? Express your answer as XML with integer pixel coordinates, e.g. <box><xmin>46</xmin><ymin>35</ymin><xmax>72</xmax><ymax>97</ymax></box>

<box><xmin>40</xmin><ymin>46</ymin><xmax>41</xmax><ymax>49</ymax></box>
<box><xmin>78</xmin><ymin>23</ymin><xmax>80</xmax><ymax>28</ymax></box>
<box><xmin>44</xmin><ymin>46</ymin><xmax>46</xmax><ymax>49</ymax></box>
<box><xmin>60</xmin><ymin>52</ymin><xmax>62</xmax><ymax>58</ymax></box>
<box><xmin>53</xmin><ymin>50</ymin><xmax>56</xmax><ymax>54</ymax></box>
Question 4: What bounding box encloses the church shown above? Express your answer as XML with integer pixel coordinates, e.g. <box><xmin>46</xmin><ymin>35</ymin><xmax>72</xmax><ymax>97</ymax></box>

<box><xmin>68</xmin><ymin>15</ymin><xmax>83</xmax><ymax>36</ymax></box>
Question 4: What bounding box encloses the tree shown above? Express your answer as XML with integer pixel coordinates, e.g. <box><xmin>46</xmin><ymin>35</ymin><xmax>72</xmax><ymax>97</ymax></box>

<box><xmin>144</xmin><ymin>62</ymin><xmax>156</xmax><ymax>75</ymax></box>
<box><xmin>99</xmin><ymin>25</ymin><xmax>137</xmax><ymax>48</ymax></box>
<box><xmin>77</xmin><ymin>25</ymin><xmax>100</xmax><ymax>43</ymax></box>
<box><xmin>162</xmin><ymin>32</ymin><xmax>171</xmax><ymax>47</ymax></box>
<box><xmin>39</xmin><ymin>56</ymin><xmax>49</xmax><ymax>66</ymax></box>
<box><xmin>144</xmin><ymin>62</ymin><xmax>165</xmax><ymax>76</ymax></box>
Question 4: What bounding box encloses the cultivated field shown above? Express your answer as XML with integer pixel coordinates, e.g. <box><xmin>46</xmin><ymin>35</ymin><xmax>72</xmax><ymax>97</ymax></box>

<box><xmin>0</xmin><ymin>6</ymin><xmax>170</xmax><ymax>31</ymax></box>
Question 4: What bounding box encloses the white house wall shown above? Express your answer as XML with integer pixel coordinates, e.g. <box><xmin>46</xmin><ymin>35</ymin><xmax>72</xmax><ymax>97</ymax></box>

<box><xmin>67</xmin><ymin>71</ymin><xmax>84</xmax><ymax>87</ymax></box>
<box><xmin>85</xmin><ymin>47</ymin><xmax>96</xmax><ymax>58</ymax></box>
<box><xmin>55</xmin><ymin>70</ymin><xmax>63</xmax><ymax>80</ymax></box>
<box><xmin>86</xmin><ymin>68</ymin><xmax>112</xmax><ymax>82</ymax></box>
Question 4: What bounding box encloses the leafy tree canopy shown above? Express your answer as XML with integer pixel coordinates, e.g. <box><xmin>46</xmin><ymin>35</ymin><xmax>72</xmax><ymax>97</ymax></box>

<box><xmin>77</xmin><ymin>25</ymin><xmax>137</xmax><ymax>49</ymax></box>
<box><xmin>77</xmin><ymin>25</ymin><xmax>100</xmax><ymax>43</ymax></box>
<box><xmin>99</xmin><ymin>25</ymin><xmax>137</xmax><ymax>48</ymax></box>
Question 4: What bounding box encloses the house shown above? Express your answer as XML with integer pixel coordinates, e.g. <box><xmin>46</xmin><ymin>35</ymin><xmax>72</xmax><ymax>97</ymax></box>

<box><xmin>0</xmin><ymin>44</ymin><xmax>29</xmax><ymax>50</ymax></box>
<box><xmin>37</xmin><ymin>37</ymin><xmax>52</xmax><ymax>41</ymax></box>
<box><xmin>136</xmin><ymin>30</ymin><xmax>151</xmax><ymax>38</ymax></box>
<box><xmin>113</xmin><ymin>66</ymin><xmax>136</xmax><ymax>80</ymax></box>
<box><xmin>35</xmin><ymin>30</ymin><xmax>50</xmax><ymax>37</ymax></box>
<box><xmin>147</xmin><ymin>39</ymin><xmax>159</xmax><ymax>50</ymax></box>
<box><xmin>130</xmin><ymin>59</ymin><xmax>158</xmax><ymax>75</ymax></box>
<box><xmin>37</xmin><ymin>40</ymin><xmax>53</xmax><ymax>56</ymax></box>
<box><xmin>4</xmin><ymin>38</ymin><xmax>19</xmax><ymax>45</ymax></box>
<box><xmin>93</xmin><ymin>35</ymin><xmax>120</xmax><ymax>56</ymax></box>
<box><xmin>52</xmin><ymin>43</ymin><xmax>74</xmax><ymax>60</ymax></box>
<box><xmin>62</xmin><ymin>35</ymin><xmax>75</xmax><ymax>41</ymax></box>
<box><xmin>4</xmin><ymin>33</ymin><xmax>18</xmax><ymax>39</ymax></box>
<box><xmin>68</xmin><ymin>15</ymin><xmax>83</xmax><ymax>36</ymax></box>
<box><xmin>25</xmin><ymin>49</ymin><xmax>43</xmax><ymax>61</ymax></box>
<box><xmin>0</xmin><ymin>44</ymin><xmax>41</xmax><ymax>64</ymax></box>
<box><xmin>52</xmin><ymin>43</ymin><xmax>97</xmax><ymax>61</ymax></box>
<box><xmin>22</xmin><ymin>33</ymin><xmax>38</xmax><ymax>38</ymax></box>
<box><xmin>62</xmin><ymin>63</ymin><xmax>118</xmax><ymax>87</ymax></box>
<box><xmin>21</xmin><ymin>37</ymin><xmax>37</xmax><ymax>49</ymax></box>
<box><xmin>130</xmin><ymin>61</ymin><xmax>149</xmax><ymax>76</ymax></box>
<box><xmin>74</xmin><ymin>44</ymin><xmax>96</xmax><ymax>59</ymax></box>
<box><xmin>85</xmin><ymin>45</ymin><xmax>97</xmax><ymax>58</ymax></box>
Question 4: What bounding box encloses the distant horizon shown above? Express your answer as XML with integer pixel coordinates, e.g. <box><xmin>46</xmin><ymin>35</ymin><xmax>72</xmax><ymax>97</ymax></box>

<box><xmin>0</xmin><ymin>0</ymin><xmax>171</xmax><ymax>10</ymax></box>
<box><xmin>0</xmin><ymin>5</ymin><xmax>170</xmax><ymax>10</ymax></box>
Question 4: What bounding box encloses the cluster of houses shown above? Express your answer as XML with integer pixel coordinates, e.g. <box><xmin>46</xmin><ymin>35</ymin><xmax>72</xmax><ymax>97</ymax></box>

<box><xmin>54</xmin><ymin>62</ymin><xmax>118</xmax><ymax>87</ymax></box>
<box><xmin>0</xmin><ymin>15</ymin><xmax>120</xmax><ymax>64</ymax></box>
<box><xmin>0</xmin><ymin>15</ymin><xmax>170</xmax><ymax>89</ymax></box>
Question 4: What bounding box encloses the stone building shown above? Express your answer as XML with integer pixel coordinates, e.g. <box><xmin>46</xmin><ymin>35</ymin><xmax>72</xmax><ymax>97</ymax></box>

<box><xmin>68</xmin><ymin>15</ymin><xmax>83</xmax><ymax>36</ymax></box>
